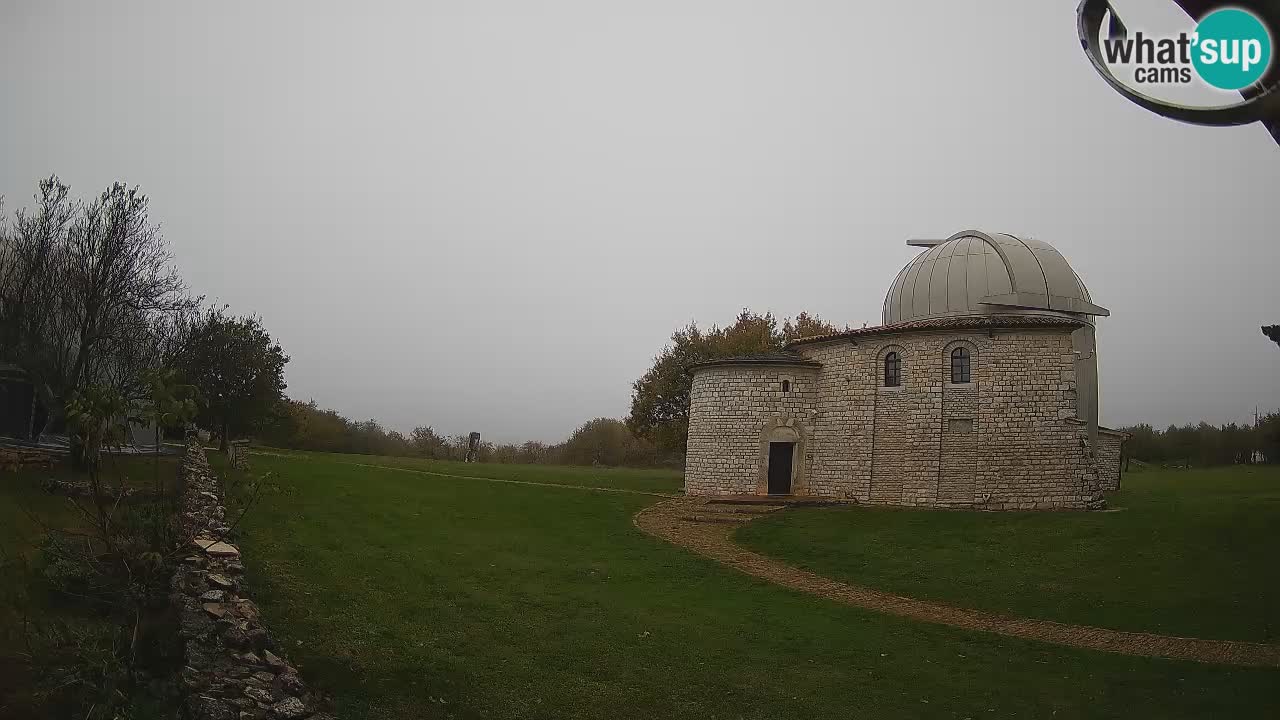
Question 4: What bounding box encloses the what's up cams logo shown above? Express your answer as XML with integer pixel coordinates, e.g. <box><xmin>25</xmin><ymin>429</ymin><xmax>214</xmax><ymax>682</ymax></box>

<box><xmin>1099</xmin><ymin>6</ymin><xmax>1273</xmax><ymax>90</ymax></box>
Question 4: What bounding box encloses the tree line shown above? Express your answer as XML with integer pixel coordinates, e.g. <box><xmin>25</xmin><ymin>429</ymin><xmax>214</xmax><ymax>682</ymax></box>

<box><xmin>1120</xmin><ymin>325</ymin><xmax>1280</xmax><ymax>466</ymax></box>
<box><xmin>257</xmin><ymin>400</ymin><xmax>676</xmax><ymax>467</ymax></box>
<box><xmin>1119</xmin><ymin>415</ymin><xmax>1280</xmax><ymax>467</ymax></box>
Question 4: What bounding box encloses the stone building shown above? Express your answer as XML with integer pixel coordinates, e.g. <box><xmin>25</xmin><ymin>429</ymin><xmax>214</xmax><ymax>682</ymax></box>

<box><xmin>685</xmin><ymin>230</ymin><xmax>1127</xmax><ymax>509</ymax></box>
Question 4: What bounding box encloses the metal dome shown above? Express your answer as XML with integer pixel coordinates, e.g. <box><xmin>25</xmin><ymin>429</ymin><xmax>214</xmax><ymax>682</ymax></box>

<box><xmin>882</xmin><ymin>230</ymin><xmax>1108</xmax><ymax>326</ymax></box>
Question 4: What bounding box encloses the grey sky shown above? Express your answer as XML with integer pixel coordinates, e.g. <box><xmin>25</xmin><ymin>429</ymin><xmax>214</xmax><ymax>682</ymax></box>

<box><xmin>3</xmin><ymin>0</ymin><xmax>1277</xmax><ymax>443</ymax></box>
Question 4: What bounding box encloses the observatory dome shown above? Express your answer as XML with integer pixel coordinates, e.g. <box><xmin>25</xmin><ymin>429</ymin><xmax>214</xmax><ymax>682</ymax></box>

<box><xmin>882</xmin><ymin>230</ymin><xmax>1108</xmax><ymax>326</ymax></box>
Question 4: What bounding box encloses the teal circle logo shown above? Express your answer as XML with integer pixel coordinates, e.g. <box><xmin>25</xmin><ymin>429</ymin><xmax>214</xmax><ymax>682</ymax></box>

<box><xmin>1191</xmin><ymin>8</ymin><xmax>1272</xmax><ymax>90</ymax></box>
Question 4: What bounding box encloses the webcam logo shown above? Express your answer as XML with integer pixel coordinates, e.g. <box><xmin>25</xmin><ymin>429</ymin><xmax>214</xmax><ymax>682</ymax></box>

<box><xmin>1101</xmin><ymin>6</ymin><xmax>1272</xmax><ymax>90</ymax></box>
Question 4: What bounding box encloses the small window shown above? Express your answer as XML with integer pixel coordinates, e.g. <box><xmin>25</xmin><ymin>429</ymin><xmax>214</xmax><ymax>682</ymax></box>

<box><xmin>884</xmin><ymin>352</ymin><xmax>901</xmax><ymax>387</ymax></box>
<box><xmin>781</xmin><ymin>380</ymin><xmax>790</xmax><ymax>393</ymax></box>
<box><xmin>951</xmin><ymin>347</ymin><xmax>971</xmax><ymax>384</ymax></box>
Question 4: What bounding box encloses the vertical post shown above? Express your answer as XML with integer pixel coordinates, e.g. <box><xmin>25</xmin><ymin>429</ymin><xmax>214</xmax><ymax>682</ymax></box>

<box><xmin>466</xmin><ymin>432</ymin><xmax>480</xmax><ymax>463</ymax></box>
<box><xmin>27</xmin><ymin>382</ymin><xmax>37</xmax><ymax>441</ymax></box>
<box><xmin>227</xmin><ymin>439</ymin><xmax>250</xmax><ymax>471</ymax></box>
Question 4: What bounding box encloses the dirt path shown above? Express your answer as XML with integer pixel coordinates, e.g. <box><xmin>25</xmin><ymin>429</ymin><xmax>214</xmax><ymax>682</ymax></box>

<box><xmin>633</xmin><ymin>497</ymin><xmax>1280</xmax><ymax>668</ymax></box>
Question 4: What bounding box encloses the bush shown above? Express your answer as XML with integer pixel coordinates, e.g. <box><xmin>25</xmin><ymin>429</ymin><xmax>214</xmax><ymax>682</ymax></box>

<box><xmin>26</xmin><ymin>619</ymin><xmax>131</xmax><ymax>719</ymax></box>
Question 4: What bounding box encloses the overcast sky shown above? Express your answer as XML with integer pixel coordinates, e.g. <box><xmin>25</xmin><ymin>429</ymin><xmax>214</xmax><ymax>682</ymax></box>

<box><xmin>3</xmin><ymin>0</ymin><xmax>1277</xmax><ymax>443</ymax></box>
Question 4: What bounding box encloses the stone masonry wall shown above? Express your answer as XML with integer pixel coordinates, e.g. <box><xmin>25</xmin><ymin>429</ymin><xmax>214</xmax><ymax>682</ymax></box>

<box><xmin>685</xmin><ymin>365</ymin><xmax>817</xmax><ymax>496</ymax></box>
<box><xmin>971</xmin><ymin>330</ymin><xmax>1099</xmax><ymax>509</ymax></box>
<box><xmin>797</xmin><ymin>342</ymin><xmax>872</xmax><ymax>500</ymax></box>
<box><xmin>686</xmin><ymin>327</ymin><xmax>1106</xmax><ymax>509</ymax></box>
<box><xmin>1097</xmin><ymin>429</ymin><xmax>1126</xmax><ymax>492</ymax></box>
<box><xmin>939</xmin><ymin>379</ymin><xmax>979</xmax><ymax>507</ymax></box>
<box><xmin>172</xmin><ymin>441</ymin><xmax>332</xmax><ymax>720</ymax></box>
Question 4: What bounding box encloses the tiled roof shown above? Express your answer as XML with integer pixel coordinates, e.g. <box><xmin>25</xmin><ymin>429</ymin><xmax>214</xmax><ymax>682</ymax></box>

<box><xmin>785</xmin><ymin>314</ymin><xmax>1085</xmax><ymax>348</ymax></box>
<box><xmin>687</xmin><ymin>351</ymin><xmax>823</xmax><ymax>372</ymax></box>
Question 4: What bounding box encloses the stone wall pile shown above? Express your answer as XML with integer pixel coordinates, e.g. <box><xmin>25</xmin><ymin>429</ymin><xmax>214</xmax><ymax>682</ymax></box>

<box><xmin>0</xmin><ymin>445</ymin><xmax>58</xmax><ymax>471</ymax></box>
<box><xmin>171</xmin><ymin>440</ymin><xmax>332</xmax><ymax>720</ymax></box>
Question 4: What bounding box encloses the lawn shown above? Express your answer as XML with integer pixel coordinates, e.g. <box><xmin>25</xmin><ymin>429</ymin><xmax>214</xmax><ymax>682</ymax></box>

<box><xmin>230</xmin><ymin>452</ymin><xmax>1279</xmax><ymax>719</ymax></box>
<box><xmin>737</xmin><ymin>465</ymin><xmax>1280</xmax><ymax>643</ymax></box>
<box><xmin>251</xmin><ymin>446</ymin><xmax>684</xmax><ymax>494</ymax></box>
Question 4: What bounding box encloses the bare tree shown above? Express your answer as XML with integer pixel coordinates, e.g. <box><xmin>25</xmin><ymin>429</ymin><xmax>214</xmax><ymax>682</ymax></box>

<box><xmin>0</xmin><ymin>177</ymin><xmax>78</xmax><ymax>431</ymax></box>
<box><xmin>0</xmin><ymin>177</ymin><xmax>191</xmax><ymax>454</ymax></box>
<box><xmin>64</xmin><ymin>182</ymin><xmax>187</xmax><ymax>390</ymax></box>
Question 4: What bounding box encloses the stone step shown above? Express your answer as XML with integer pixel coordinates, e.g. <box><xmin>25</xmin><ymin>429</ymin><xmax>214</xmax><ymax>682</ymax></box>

<box><xmin>702</xmin><ymin>503</ymin><xmax>785</xmax><ymax>514</ymax></box>
<box><xmin>676</xmin><ymin>513</ymin><xmax>756</xmax><ymax>525</ymax></box>
<box><xmin>706</xmin><ymin>495</ymin><xmax>835</xmax><ymax>507</ymax></box>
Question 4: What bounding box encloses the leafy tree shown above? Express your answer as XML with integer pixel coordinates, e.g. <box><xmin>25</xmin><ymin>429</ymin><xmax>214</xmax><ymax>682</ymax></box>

<box><xmin>134</xmin><ymin>367</ymin><xmax>201</xmax><ymax>493</ymax></box>
<box><xmin>134</xmin><ymin>367</ymin><xmax>201</xmax><ymax>442</ymax></box>
<box><xmin>782</xmin><ymin>311</ymin><xmax>841</xmax><ymax>343</ymax></box>
<box><xmin>627</xmin><ymin>309</ymin><xmax>841</xmax><ymax>455</ymax></box>
<box><xmin>558</xmin><ymin>417</ymin><xmax>659</xmax><ymax>467</ymax></box>
<box><xmin>1263</xmin><ymin>325</ymin><xmax>1280</xmax><ymax>349</ymax></box>
<box><xmin>410</xmin><ymin>425</ymin><xmax>449</xmax><ymax>458</ymax></box>
<box><xmin>257</xmin><ymin>399</ymin><xmax>348</xmax><ymax>452</ymax></box>
<box><xmin>1258</xmin><ymin>412</ymin><xmax>1280</xmax><ymax>463</ymax></box>
<box><xmin>257</xmin><ymin>399</ymin><xmax>422</xmax><ymax>457</ymax></box>
<box><xmin>519</xmin><ymin>440</ymin><xmax>553</xmax><ymax>464</ymax></box>
<box><xmin>179</xmin><ymin>308</ymin><xmax>288</xmax><ymax>449</ymax></box>
<box><xmin>64</xmin><ymin>385</ymin><xmax>131</xmax><ymax>471</ymax></box>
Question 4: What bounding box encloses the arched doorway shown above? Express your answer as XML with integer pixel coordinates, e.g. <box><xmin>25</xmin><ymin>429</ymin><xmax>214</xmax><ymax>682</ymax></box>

<box><xmin>764</xmin><ymin>424</ymin><xmax>800</xmax><ymax>496</ymax></box>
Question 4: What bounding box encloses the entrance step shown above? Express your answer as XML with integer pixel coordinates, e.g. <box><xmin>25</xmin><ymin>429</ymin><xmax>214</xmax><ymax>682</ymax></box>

<box><xmin>676</xmin><ymin>513</ymin><xmax>756</xmax><ymax>525</ymax></box>
<box><xmin>705</xmin><ymin>495</ymin><xmax>836</xmax><ymax>507</ymax></box>
<box><xmin>702</xmin><ymin>503</ymin><xmax>785</xmax><ymax>514</ymax></box>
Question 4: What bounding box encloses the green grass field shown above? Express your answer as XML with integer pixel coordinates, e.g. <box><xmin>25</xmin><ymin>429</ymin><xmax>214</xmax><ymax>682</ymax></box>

<box><xmin>253</xmin><ymin>447</ymin><xmax>683</xmax><ymax>494</ymax></box>
<box><xmin>737</xmin><ymin>465</ymin><xmax>1280</xmax><ymax>643</ymax></box>
<box><xmin>228</xmin><ymin>453</ymin><xmax>1279</xmax><ymax>719</ymax></box>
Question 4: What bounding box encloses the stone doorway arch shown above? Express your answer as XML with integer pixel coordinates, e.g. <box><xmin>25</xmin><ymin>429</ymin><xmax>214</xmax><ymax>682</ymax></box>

<box><xmin>756</xmin><ymin>417</ymin><xmax>808</xmax><ymax>496</ymax></box>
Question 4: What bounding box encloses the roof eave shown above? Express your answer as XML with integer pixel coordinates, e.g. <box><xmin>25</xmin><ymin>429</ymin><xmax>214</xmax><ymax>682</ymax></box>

<box><xmin>784</xmin><ymin>315</ymin><xmax>1086</xmax><ymax>349</ymax></box>
<box><xmin>686</xmin><ymin>358</ymin><xmax>823</xmax><ymax>374</ymax></box>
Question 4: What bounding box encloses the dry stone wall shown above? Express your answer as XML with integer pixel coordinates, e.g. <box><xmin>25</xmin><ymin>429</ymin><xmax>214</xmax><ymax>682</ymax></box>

<box><xmin>0</xmin><ymin>445</ymin><xmax>57</xmax><ymax>471</ymax></box>
<box><xmin>172</xmin><ymin>440</ymin><xmax>332</xmax><ymax>720</ymax></box>
<box><xmin>686</xmin><ymin>326</ymin><xmax>1108</xmax><ymax>509</ymax></box>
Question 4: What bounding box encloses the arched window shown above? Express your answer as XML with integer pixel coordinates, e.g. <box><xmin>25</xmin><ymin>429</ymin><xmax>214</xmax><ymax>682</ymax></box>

<box><xmin>781</xmin><ymin>380</ymin><xmax>790</xmax><ymax>393</ymax></box>
<box><xmin>951</xmin><ymin>347</ymin><xmax>971</xmax><ymax>384</ymax></box>
<box><xmin>884</xmin><ymin>352</ymin><xmax>901</xmax><ymax>387</ymax></box>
